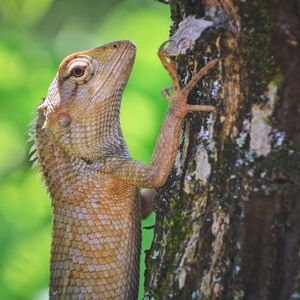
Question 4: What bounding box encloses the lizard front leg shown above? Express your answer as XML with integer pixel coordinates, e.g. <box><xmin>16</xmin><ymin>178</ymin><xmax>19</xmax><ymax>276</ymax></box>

<box><xmin>106</xmin><ymin>45</ymin><xmax>219</xmax><ymax>189</ymax></box>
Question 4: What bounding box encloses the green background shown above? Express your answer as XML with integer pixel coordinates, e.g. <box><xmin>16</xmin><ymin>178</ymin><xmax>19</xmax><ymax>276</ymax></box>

<box><xmin>0</xmin><ymin>0</ymin><xmax>170</xmax><ymax>299</ymax></box>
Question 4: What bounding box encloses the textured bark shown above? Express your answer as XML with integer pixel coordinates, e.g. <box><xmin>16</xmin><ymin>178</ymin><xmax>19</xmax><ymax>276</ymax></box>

<box><xmin>144</xmin><ymin>1</ymin><xmax>300</xmax><ymax>299</ymax></box>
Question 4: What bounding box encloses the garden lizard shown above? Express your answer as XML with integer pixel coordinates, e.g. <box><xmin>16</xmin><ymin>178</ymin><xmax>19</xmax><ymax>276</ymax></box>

<box><xmin>31</xmin><ymin>40</ymin><xmax>218</xmax><ymax>299</ymax></box>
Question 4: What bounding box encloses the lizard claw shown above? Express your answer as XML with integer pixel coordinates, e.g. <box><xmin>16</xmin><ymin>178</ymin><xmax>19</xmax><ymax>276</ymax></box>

<box><xmin>186</xmin><ymin>104</ymin><xmax>216</xmax><ymax>113</ymax></box>
<box><xmin>161</xmin><ymin>87</ymin><xmax>173</xmax><ymax>100</ymax></box>
<box><xmin>158</xmin><ymin>41</ymin><xmax>180</xmax><ymax>92</ymax></box>
<box><xmin>181</xmin><ymin>58</ymin><xmax>219</xmax><ymax>97</ymax></box>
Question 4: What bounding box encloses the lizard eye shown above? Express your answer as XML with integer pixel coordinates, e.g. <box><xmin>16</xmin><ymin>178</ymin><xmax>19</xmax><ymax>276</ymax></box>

<box><xmin>72</xmin><ymin>66</ymin><xmax>85</xmax><ymax>77</ymax></box>
<box><xmin>66</xmin><ymin>56</ymin><xmax>95</xmax><ymax>84</ymax></box>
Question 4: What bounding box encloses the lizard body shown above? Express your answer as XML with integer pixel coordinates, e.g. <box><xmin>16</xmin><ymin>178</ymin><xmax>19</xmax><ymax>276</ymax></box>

<box><xmin>31</xmin><ymin>40</ymin><xmax>218</xmax><ymax>299</ymax></box>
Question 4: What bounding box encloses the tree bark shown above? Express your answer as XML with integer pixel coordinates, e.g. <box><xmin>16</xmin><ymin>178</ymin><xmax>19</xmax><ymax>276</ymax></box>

<box><xmin>144</xmin><ymin>1</ymin><xmax>300</xmax><ymax>299</ymax></box>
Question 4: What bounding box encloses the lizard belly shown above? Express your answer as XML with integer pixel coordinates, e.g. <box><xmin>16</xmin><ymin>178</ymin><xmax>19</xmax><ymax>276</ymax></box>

<box><xmin>49</xmin><ymin>173</ymin><xmax>141</xmax><ymax>300</ymax></box>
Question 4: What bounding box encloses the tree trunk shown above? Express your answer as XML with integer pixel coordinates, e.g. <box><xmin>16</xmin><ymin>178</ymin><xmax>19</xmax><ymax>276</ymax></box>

<box><xmin>144</xmin><ymin>1</ymin><xmax>300</xmax><ymax>299</ymax></box>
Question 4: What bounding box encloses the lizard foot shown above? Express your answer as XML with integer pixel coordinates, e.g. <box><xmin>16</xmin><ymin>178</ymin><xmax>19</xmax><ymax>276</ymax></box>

<box><xmin>158</xmin><ymin>41</ymin><xmax>219</xmax><ymax>117</ymax></box>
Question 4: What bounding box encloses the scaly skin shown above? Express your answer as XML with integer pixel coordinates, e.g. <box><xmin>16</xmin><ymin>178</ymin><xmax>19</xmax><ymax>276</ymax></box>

<box><xmin>31</xmin><ymin>40</ymin><xmax>218</xmax><ymax>299</ymax></box>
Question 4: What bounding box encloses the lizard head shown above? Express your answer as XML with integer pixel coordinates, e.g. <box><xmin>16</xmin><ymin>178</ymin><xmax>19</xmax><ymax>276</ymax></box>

<box><xmin>38</xmin><ymin>40</ymin><xmax>136</xmax><ymax>160</ymax></box>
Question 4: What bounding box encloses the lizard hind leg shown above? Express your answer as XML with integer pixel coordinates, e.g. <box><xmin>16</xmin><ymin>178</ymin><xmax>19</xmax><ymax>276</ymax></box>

<box><xmin>140</xmin><ymin>189</ymin><xmax>155</xmax><ymax>220</ymax></box>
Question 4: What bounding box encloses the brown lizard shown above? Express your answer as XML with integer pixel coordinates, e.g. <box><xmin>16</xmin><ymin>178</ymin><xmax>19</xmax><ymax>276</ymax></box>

<box><xmin>30</xmin><ymin>40</ymin><xmax>218</xmax><ymax>299</ymax></box>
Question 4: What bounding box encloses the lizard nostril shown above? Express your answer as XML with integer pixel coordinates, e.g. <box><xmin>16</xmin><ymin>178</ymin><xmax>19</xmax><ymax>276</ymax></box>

<box><xmin>112</xmin><ymin>44</ymin><xmax>118</xmax><ymax>49</ymax></box>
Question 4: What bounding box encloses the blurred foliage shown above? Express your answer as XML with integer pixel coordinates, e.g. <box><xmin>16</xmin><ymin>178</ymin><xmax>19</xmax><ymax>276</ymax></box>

<box><xmin>0</xmin><ymin>0</ymin><xmax>170</xmax><ymax>299</ymax></box>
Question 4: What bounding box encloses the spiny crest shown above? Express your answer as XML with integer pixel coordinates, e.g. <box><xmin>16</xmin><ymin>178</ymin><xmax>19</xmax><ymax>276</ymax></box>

<box><xmin>28</xmin><ymin>109</ymin><xmax>38</xmax><ymax>168</ymax></box>
<box><xmin>28</xmin><ymin>98</ymin><xmax>47</xmax><ymax>186</ymax></box>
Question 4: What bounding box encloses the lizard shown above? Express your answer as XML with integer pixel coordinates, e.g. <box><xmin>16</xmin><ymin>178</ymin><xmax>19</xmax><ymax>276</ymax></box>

<box><xmin>30</xmin><ymin>40</ymin><xmax>218</xmax><ymax>299</ymax></box>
